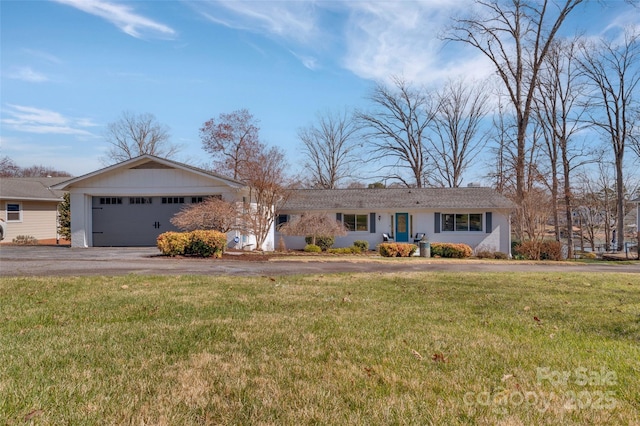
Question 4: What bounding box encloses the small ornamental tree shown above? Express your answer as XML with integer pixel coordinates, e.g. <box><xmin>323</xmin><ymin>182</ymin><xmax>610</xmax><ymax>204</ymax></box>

<box><xmin>278</xmin><ymin>212</ymin><xmax>348</xmax><ymax>248</ymax></box>
<box><xmin>170</xmin><ymin>197</ymin><xmax>238</xmax><ymax>232</ymax></box>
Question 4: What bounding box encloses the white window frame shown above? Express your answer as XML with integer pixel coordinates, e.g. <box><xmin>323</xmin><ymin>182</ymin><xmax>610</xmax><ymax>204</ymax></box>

<box><xmin>6</xmin><ymin>202</ymin><xmax>22</xmax><ymax>222</ymax></box>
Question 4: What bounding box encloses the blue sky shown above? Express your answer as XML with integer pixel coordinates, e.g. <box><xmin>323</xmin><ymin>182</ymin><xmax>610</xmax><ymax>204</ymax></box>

<box><xmin>1</xmin><ymin>0</ymin><xmax>638</xmax><ymax>179</ymax></box>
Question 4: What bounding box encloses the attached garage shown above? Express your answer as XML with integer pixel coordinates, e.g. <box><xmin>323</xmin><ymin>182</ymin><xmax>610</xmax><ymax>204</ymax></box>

<box><xmin>53</xmin><ymin>155</ymin><xmax>250</xmax><ymax>248</ymax></box>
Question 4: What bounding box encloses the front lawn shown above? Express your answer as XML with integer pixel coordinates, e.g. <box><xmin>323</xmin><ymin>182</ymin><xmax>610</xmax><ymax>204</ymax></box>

<box><xmin>1</xmin><ymin>272</ymin><xmax>638</xmax><ymax>424</ymax></box>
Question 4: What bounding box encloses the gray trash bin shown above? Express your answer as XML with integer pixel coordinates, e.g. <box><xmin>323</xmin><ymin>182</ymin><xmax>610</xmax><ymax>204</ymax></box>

<box><xmin>419</xmin><ymin>241</ymin><xmax>430</xmax><ymax>258</ymax></box>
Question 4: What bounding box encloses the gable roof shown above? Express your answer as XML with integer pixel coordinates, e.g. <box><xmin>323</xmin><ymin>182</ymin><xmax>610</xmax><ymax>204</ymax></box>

<box><xmin>281</xmin><ymin>187</ymin><xmax>515</xmax><ymax>211</ymax></box>
<box><xmin>52</xmin><ymin>154</ymin><xmax>246</xmax><ymax>190</ymax></box>
<box><xmin>0</xmin><ymin>177</ymin><xmax>68</xmax><ymax>201</ymax></box>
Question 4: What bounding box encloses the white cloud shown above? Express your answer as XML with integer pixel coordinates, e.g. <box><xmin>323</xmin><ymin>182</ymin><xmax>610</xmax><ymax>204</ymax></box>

<box><xmin>7</xmin><ymin>67</ymin><xmax>49</xmax><ymax>83</ymax></box>
<box><xmin>191</xmin><ymin>0</ymin><xmax>492</xmax><ymax>86</ymax></box>
<box><xmin>341</xmin><ymin>1</ymin><xmax>492</xmax><ymax>87</ymax></box>
<box><xmin>52</xmin><ymin>0</ymin><xmax>176</xmax><ymax>39</ymax></box>
<box><xmin>1</xmin><ymin>104</ymin><xmax>98</xmax><ymax>136</ymax></box>
<box><xmin>191</xmin><ymin>1</ymin><xmax>319</xmax><ymax>43</ymax></box>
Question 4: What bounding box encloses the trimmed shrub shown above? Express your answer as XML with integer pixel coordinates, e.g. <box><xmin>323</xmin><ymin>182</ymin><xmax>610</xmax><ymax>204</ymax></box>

<box><xmin>476</xmin><ymin>250</ymin><xmax>509</xmax><ymax>260</ymax></box>
<box><xmin>378</xmin><ymin>243</ymin><xmax>418</xmax><ymax>257</ymax></box>
<box><xmin>475</xmin><ymin>250</ymin><xmax>494</xmax><ymax>259</ymax></box>
<box><xmin>157</xmin><ymin>232</ymin><xmax>190</xmax><ymax>256</ymax></box>
<box><xmin>157</xmin><ymin>230</ymin><xmax>226</xmax><ymax>258</ymax></box>
<box><xmin>305</xmin><ymin>236</ymin><xmax>335</xmax><ymax>251</ymax></box>
<box><xmin>187</xmin><ymin>230</ymin><xmax>227</xmax><ymax>258</ymax></box>
<box><xmin>12</xmin><ymin>235</ymin><xmax>38</xmax><ymax>245</ymax></box>
<box><xmin>513</xmin><ymin>240</ymin><xmax>563</xmax><ymax>261</ymax></box>
<box><xmin>431</xmin><ymin>242</ymin><xmax>473</xmax><ymax>258</ymax></box>
<box><xmin>353</xmin><ymin>240</ymin><xmax>369</xmax><ymax>252</ymax></box>
<box><xmin>304</xmin><ymin>244</ymin><xmax>322</xmax><ymax>253</ymax></box>
<box><xmin>328</xmin><ymin>247</ymin><xmax>358</xmax><ymax>254</ymax></box>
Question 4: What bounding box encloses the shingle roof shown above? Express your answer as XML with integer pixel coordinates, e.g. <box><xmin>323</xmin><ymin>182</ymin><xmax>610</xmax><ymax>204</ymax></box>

<box><xmin>0</xmin><ymin>177</ymin><xmax>69</xmax><ymax>201</ymax></box>
<box><xmin>281</xmin><ymin>187</ymin><xmax>515</xmax><ymax>211</ymax></box>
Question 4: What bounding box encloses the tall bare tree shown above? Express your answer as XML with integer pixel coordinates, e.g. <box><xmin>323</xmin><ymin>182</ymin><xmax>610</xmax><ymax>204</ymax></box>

<box><xmin>103</xmin><ymin>111</ymin><xmax>178</xmax><ymax>164</ymax></box>
<box><xmin>298</xmin><ymin>109</ymin><xmax>361</xmax><ymax>189</ymax></box>
<box><xmin>200</xmin><ymin>109</ymin><xmax>261</xmax><ymax>180</ymax></box>
<box><xmin>578</xmin><ymin>29</ymin><xmax>640</xmax><ymax>251</ymax></box>
<box><xmin>357</xmin><ymin>76</ymin><xmax>434</xmax><ymax>188</ymax></box>
<box><xmin>241</xmin><ymin>146</ymin><xmax>291</xmax><ymax>250</ymax></box>
<box><xmin>534</xmin><ymin>38</ymin><xmax>591</xmax><ymax>258</ymax></box>
<box><xmin>429</xmin><ymin>78</ymin><xmax>490</xmax><ymax>187</ymax></box>
<box><xmin>448</xmin><ymin>0</ymin><xmax>584</xmax><ymax>238</ymax></box>
<box><xmin>0</xmin><ymin>156</ymin><xmax>71</xmax><ymax>177</ymax></box>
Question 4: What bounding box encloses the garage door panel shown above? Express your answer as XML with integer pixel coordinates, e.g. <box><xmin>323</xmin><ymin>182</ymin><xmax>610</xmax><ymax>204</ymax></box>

<box><xmin>92</xmin><ymin>197</ymin><xmax>182</xmax><ymax>246</ymax></box>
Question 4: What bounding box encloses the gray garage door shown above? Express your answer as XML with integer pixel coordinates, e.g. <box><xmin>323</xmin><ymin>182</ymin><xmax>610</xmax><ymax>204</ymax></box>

<box><xmin>92</xmin><ymin>196</ymin><xmax>189</xmax><ymax>246</ymax></box>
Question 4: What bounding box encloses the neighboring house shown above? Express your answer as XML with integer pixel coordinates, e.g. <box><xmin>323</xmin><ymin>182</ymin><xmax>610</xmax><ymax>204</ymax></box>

<box><xmin>52</xmin><ymin>155</ymin><xmax>271</xmax><ymax>249</ymax></box>
<box><xmin>0</xmin><ymin>177</ymin><xmax>68</xmax><ymax>243</ymax></box>
<box><xmin>276</xmin><ymin>187</ymin><xmax>515</xmax><ymax>254</ymax></box>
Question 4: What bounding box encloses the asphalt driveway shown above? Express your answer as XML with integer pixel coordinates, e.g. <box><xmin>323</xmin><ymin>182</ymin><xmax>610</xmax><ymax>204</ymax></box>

<box><xmin>1</xmin><ymin>246</ymin><xmax>639</xmax><ymax>277</ymax></box>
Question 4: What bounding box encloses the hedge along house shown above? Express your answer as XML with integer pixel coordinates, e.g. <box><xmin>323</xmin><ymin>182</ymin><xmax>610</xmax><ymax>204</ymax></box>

<box><xmin>52</xmin><ymin>155</ymin><xmax>273</xmax><ymax>249</ymax></box>
<box><xmin>275</xmin><ymin>187</ymin><xmax>515</xmax><ymax>254</ymax></box>
<box><xmin>0</xmin><ymin>177</ymin><xmax>68</xmax><ymax>243</ymax></box>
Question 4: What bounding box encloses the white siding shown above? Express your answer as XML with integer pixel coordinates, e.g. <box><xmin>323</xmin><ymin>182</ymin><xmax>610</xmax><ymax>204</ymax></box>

<box><xmin>1</xmin><ymin>200</ymin><xmax>59</xmax><ymax>242</ymax></box>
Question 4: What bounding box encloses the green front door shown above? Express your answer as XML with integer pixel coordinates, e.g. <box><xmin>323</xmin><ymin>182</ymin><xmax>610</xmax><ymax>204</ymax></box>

<box><xmin>396</xmin><ymin>213</ymin><xmax>409</xmax><ymax>242</ymax></box>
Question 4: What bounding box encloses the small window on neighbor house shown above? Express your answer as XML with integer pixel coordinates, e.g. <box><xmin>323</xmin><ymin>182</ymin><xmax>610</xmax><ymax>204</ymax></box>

<box><xmin>6</xmin><ymin>203</ymin><xmax>21</xmax><ymax>222</ymax></box>
<box><xmin>100</xmin><ymin>197</ymin><xmax>122</xmax><ymax>205</ymax></box>
<box><xmin>343</xmin><ymin>214</ymin><xmax>368</xmax><ymax>232</ymax></box>
<box><xmin>442</xmin><ymin>213</ymin><xmax>483</xmax><ymax>232</ymax></box>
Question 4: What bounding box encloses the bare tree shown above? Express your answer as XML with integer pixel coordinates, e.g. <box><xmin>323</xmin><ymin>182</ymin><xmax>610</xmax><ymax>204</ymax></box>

<box><xmin>357</xmin><ymin>76</ymin><xmax>434</xmax><ymax>188</ymax></box>
<box><xmin>534</xmin><ymin>38</ymin><xmax>591</xmax><ymax>258</ymax></box>
<box><xmin>429</xmin><ymin>78</ymin><xmax>490</xmax><ymax>187</ymax></box>
<box><xmin>278</xmin><ymin>212</ymin><xmax>348</xmax><ymax>246</ymax></box>
<box><xmin>200</xmin><ymin>109</ymin><xmax>261</xmax><ymax>180</ymax></box>
<box><xmin>0</xmin><ymin>155</ymin><xmax>71</xmax><ymax>177</ymax></box>
<box><xmin>103</xmin><ymin>111</ymin><xmax>178</xmax><ymax>164</ymax></box>
<box><xmin>448</xmin><ymin>0</ymin><xmax>584</xmax><ymax>238</ymax></box>
<box><xmin>578</xmin><ymin>29</ymin><xmax>640</xmax><ymax>251</ymax></box>
<box><xmin>170</xmin><ymin>197</ymin><xmax>238</xmax><ymax>232</ymax></box>
<box><xmin>485</xmin><ymin>99</ymin><xmax>518</xmax><ymax>195</ymax></box>
<box><xmin>298</xmin><ymin>109</ymin><xmax>362</xmax><ymax>189</ymax></box>
<box><xmin>240</xmin><ymin>146</ymin><xmax>292</xmax><ymax>250</ymax></box>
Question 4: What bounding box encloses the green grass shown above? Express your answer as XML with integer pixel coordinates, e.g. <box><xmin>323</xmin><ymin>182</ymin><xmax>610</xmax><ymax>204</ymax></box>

<box><xmin>1</xmin><ymin>272</ymin><xmax>639</xmax><ymax>425</ymax></box>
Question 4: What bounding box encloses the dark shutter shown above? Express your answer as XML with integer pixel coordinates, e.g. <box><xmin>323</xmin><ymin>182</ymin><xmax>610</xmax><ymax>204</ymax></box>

<box><xmin>370</xmin><ymin>213</ymin><xmax>376</xmax><ymax>233</ymax></box>
<box><xmin>486</xmin><ymin>212</ymin><xmax>492</xmax><ymax>233</ymax></box>
<box><xmin>336</xmin><ymin>213</ymin><xmax>342</xmax><ymax>222</ymax></box>
<box><xmin>434</xmin><ymin>212</ymin><xmax>441</xmax><ymax>233</ymax></box>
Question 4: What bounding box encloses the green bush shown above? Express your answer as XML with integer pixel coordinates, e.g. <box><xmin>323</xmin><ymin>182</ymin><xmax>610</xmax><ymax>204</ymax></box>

<box><xmin>430</xmin><ymin>242</ymin><xmax>473</xmax><ymax>258</ymax></box>
<box><xmin>513</xmin><ymin>240</ymin><xmax>563</xmax><ymax>261</ymax></box>
<box><xmin>353</xmin><ymin>240</ymin><xmax>369</xmax><ymax>252</ymax></box>
<box><xmin>328</xmin><ymin>247</ymin><xmax>358</xmax><ymax>254</ymax></box>
<box><xmin>305</xmin><ymin>236</ymin><xmax>335</xmax><ymax>251</ymax></box>
<box><xmin>378</xmin><ymin>243</ymin><xmax>417</xmax><ymax>257</ymax></box>
<box><xmin>157</xmin><ymin>230</ymin><xmax>226</xmax><ymax>258</ymax></box>
<box><xmin>12</xmin><ymin>235</ymin><xmax>38</xmax><ymax>245</ymax></box>
<box><xmin>304</xmin><ymin>244</ymin><xmax>322</xmax><ymax>253</ymax></box>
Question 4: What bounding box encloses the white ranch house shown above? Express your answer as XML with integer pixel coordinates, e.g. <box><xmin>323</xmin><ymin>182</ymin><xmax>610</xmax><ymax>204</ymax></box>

<box><xmin>53</xmin><ymin>155</ymin><xmax>514</xmax><ymax>254</ymax></box>
<box><xmin>277</xmin><ymin>188</ymin><xmax>514</xmax><ymax>254</ymax></box>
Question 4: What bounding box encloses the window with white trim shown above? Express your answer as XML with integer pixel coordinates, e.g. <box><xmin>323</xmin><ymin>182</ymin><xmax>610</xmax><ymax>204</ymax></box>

<box><xmin>442</xmin><ymin>213</ymin><xmax>483</xmax><ymax>232</ymax></box>
<box><xmin>6</xmin><ymin>203</ymin><xmax>21</xmax><ymax>222</ymax></box>
<box><xmin>343</xmin><ymin>214</ymin><xmax>368</xmax><ymax>231</ymax></box>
